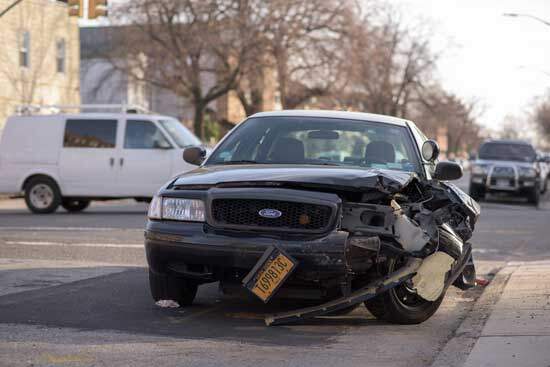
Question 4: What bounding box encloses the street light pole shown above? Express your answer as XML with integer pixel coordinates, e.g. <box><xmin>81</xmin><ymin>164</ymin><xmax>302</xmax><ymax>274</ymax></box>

<box><xmin>503</xmin><ymin>12</ymin><xmax>550</xmax><ymax>28</ymax></box>
<box><xmin>0</xmin><ymin>0</ymin><xmax>24</xmax><ymax>18</ymax></box>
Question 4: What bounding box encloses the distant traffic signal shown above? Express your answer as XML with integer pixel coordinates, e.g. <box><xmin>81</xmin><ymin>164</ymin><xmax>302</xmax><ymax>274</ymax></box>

<box><xmin>89</xmin><ymin>0</ymin><xmax>107</xmax><ymax>19</ymax></box>
<box><xmin>67</xmin><ymin>0</ymin><xmax>82</xmax><ymax>17</ymax></box>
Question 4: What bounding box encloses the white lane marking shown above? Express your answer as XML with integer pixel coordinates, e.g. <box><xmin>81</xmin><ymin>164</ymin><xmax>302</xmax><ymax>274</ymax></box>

<box><xmin>472</xmin><ymin>248</ymin><xmax>500</xmax><ymax>254</ymax></box>
<box><xmin>5</xmin><ymin>241</ymin><xmax>143</xmax><ymax>249</ymax></box>
<box><xmin>0</xmin><ymin>227</ymin><xmax>138</xmax><ymax>232</ymax></box>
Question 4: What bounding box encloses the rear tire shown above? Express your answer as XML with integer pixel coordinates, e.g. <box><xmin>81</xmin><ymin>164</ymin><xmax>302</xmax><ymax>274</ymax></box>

<box><xmin>148</xmin><ymin>270</ymin><xmax>197</xmax><ymax>307</ymax></box>
<box><xmin>24</xmin><ymin>176</ymin><xmax>61</xmax><ymax>214</ymax></box>
<box><xmin>364</xmin><ymin>257</ymin><xmax>445</xmax><ymax>324</ymax></box>
<box><xmin>61</xmin><ymin>199</ymin><xmax>90</xmax><ymax>212</ymax></box>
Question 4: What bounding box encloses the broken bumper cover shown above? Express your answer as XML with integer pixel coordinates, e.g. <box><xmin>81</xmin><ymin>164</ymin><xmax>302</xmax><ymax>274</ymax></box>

<box><xmin>145</xmin><ymin>220</ymin><xmax>348</xmax><ymax>283</ymax></box>
<box><xmin>266</xmin><ymin>242</ymin><xmax>473</xmax><ymax>326</ymax></box>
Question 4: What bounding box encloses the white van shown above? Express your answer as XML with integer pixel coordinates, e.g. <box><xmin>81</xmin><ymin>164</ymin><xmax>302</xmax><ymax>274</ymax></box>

<box><xmin>0</xmin><ymin>111</ymin><xmax>202</xmax><ymax>213</ymax></box>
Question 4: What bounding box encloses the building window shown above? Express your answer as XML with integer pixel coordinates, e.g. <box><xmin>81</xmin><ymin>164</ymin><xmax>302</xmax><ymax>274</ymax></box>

<box><xmin>56</xmin><ymin>38</ymin><xmax>66</xmax><ymax>73</ymax></box>
<box><xmin>19</xmin><ymin>31</ymin><xmax>30</xmax><ymax>68</ymax></box>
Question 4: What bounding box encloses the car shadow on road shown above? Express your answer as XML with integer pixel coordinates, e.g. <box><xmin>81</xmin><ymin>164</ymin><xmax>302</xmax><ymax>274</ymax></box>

<box><xmin>0</xmin><ymin>268</ymin><xmax>380</xmax><ymax>346</ymax></box>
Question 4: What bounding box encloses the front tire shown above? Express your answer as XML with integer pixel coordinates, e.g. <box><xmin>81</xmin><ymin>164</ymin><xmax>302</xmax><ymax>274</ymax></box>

<box><xmin>527</xmin><ymin>184</ymin><xmax>541</xmax><ymax>206</ymax></box>
<box><xmin>62</xmin><ymin>199</ymin><xmax>90</xmax><ymax>212</ymax></box>
<box><xmin>148</xmin><ymin>270</ymin><xmax>197</xmax><ymax>307</ymax></box>
<box><xmin>364</xmin><ymin>258</ymin><xmax>445</xmax><ymax>324</ymax></box>
<box><xmin>24</xmin><ymin>176</ymin><xmax>61</xmax><ymax>214</ymax></box>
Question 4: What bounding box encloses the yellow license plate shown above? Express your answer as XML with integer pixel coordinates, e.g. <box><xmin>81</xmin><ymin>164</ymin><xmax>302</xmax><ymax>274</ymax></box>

<box><xmin>242</xmin><ymin>247</ymin><xmax>298</xmax><ymax>303</ymax></box>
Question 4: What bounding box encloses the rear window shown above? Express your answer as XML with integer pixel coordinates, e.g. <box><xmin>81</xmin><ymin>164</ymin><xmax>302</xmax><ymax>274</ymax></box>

<box><xmin>63</xmin><ymin>119</ymin><xmax>117</xmax><ymax>148</ymax></box>
<box><xmin>478</xmin><ymin>142</ymin><xmax>536</xmax><ymax>162</ymax></box>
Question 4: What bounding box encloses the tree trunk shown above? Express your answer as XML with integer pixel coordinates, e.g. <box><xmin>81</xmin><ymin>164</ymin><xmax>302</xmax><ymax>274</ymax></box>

<box><xmin>193</xmin><ymin>103</ymin><xmax>206</xmax><ymax>140</ymax></box>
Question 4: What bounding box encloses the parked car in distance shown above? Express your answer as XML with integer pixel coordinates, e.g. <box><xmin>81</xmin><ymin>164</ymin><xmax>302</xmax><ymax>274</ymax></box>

<box><xmin>0</xmin><ymin>111</ymin><xmax>202</xmax><ymax>213</ymax></box>
<box><xmin>145</xmin><ymin>110</ymin><xmax>480</xmax><ymax>325</ymax></box>
<box><xmin>469</xmin><ymin>140</ymin><xmax>548</xmax><ymax>205</ymax></box>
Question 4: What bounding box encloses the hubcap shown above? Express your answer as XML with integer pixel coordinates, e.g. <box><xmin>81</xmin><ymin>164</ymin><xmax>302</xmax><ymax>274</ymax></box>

<box><xmin>29</xmin><ymin>184</ymin><xmax>54</xmax><ymax>209</ymax></box>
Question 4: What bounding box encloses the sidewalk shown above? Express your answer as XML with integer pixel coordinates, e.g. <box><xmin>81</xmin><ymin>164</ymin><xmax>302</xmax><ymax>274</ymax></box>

<box><xmin>463</xmin><ymin>261</ymin><xmax>550</xmax><ymax>367</ymax></box>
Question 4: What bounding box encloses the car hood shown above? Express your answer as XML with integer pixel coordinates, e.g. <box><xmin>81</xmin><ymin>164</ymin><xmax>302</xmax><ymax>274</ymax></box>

<box><xmin>172</xmin><ymin>165</ymin><xmax>418</xmax><ymax>193</ymax></box>
<box><xmin>474</xmin><ymin>159</ymin><xmax>535</xmax><ymax>168</ymax></box>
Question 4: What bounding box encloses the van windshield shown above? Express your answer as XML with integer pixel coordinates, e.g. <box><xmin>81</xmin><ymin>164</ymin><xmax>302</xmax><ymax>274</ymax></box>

<box><xmin>159</xmin><ymin>119</ymin><xmax>201</xmax><ymax>148</ymax></box>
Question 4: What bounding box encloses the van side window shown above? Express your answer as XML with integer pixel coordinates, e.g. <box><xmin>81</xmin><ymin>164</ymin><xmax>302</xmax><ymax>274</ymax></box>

<box><xmin>64</xmin><ymin>119</ymin><xmax>117</xmax><ymax>148</ymax></box>
<box><xmin>124</xmin><ymin>120</ymin><xmax>171</xmax><ymax>149</ymax></box>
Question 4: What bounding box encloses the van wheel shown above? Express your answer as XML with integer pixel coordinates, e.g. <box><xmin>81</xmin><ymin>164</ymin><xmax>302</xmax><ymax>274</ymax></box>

<box><xmin>149</xmin><ymin>270</ymin><xmax>197</xmax><ymax>307</ymax></box>
<box><xmin>62</xmin><ymin>199</ymin><xmax>90</xmax><ymax>213</ymax></box>
<box><xmin>24</xmin><ymin>176</ymin><xmax>61</xmax><ymax>214</ymax></box>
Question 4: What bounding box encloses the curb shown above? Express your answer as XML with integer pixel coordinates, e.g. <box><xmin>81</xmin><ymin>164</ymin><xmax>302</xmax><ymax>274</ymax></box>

<box><xmin>430</xmin><ymin>265</ymin><xmax>518</xmax><ymax>367</ymax></box>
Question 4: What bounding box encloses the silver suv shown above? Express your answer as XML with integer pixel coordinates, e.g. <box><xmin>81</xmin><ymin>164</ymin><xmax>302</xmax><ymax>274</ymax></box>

<box><xmin>469</xmin><ymin>140</ymin><xmax>547</xmax><ymax>205</ymax></box>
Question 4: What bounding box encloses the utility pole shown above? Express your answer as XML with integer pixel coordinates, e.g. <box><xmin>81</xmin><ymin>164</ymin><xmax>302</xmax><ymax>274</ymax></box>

<box><xmin>0</xmin><ymin>0</ymin><xmax>24</xmax><ymax>18</ymax></box>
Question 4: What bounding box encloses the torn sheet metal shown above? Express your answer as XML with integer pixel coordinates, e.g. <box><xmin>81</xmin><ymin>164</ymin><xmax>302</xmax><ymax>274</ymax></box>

<box><xmin>412</xmin><ymin>251</ymin><xmax>455</xmax><ymax>301</ymax></box>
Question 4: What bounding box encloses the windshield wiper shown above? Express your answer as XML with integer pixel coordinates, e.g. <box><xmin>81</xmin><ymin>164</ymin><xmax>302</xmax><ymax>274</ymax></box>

<box><xmin>218</xmin><ymin>160</ymin><xmax>260</xmax><ymax>165</ymax></box>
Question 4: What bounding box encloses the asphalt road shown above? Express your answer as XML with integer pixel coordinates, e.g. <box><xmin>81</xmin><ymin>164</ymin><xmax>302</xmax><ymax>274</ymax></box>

<box><xmin>0</xmin><ymin>174</ymin><xmax>549</xmax><ymax>367</ymax></box>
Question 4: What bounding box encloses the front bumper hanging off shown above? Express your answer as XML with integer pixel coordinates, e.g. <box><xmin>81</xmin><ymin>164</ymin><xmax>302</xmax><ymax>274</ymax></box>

<box><xmin>265</xmin><ymin>243</ymin><xmax>473</xmax><ymax>326</ymax></box>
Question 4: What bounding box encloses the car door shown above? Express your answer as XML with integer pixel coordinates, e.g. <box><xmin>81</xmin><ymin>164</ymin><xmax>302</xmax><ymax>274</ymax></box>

<box><xmin>58</xmin><ymin>118</ymin><xmax>120</xmax><ymax>196</ymax></box>
<box><xmin>119</xmin><ymin>119</ymin><xmax>173</xmax><ymax>197</ymax></box>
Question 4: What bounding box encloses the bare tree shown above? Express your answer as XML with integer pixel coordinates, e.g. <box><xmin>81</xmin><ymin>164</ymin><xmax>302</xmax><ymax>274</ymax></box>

<box><xmin>108</xmin><ymin>0</ymin><xmax>260</xmax><ymax>138</ymax></box>
<box><xmin>336</xmin><ymin>5</ymin><xmax>438</xmax><ymax>118</ymax></box>
<box><xmin>534</xmin><ymin>92</ymin><xmax>550</xmax><ymax>142</ymax></box>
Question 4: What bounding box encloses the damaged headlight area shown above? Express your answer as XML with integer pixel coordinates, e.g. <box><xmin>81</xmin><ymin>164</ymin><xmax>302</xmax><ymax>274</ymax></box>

<box><xmin>267</xmin><ymin>178</ymin><xmax>480</xmax><ymax>326</ymax></box>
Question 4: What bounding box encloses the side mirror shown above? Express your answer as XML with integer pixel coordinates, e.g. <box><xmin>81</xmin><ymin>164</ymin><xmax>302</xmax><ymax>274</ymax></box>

<box><xmin>183</xmin><ymin>146</ymin><xmax>206</xmax><ymax>165</ymax></box>
<box><xmin>433</xmin><ymin>161</ymin><xmax>463</xmax><ymax>181</ymax></box>
<box><xmin>421</xmin><ymin>140</ymin><xmax>440</xmax><ymax>162</ymax></box>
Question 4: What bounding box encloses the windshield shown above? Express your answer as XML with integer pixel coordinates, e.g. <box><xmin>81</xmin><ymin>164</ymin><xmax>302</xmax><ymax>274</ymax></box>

<box><xmin>159</xmin><ymin>119</ymin><xmax>201</xmax><ymax>148</ymax></box>
<box><xmin>205</xmin><ymin>116</ymin><xmax>421</xmax><ymax>174</ymax></box>
<box><xmin>478</xmin><ymin>142</ymin><xmax>536</xmax><ymax>162</ymax></box>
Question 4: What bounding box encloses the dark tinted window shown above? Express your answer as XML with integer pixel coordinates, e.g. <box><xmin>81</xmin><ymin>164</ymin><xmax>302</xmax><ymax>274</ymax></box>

<box><xmin>206</xmin><ymin>117</ymin><xmax>421</xmax><ymax>174</ymax></box>
<box><xmin>478</xmin><ymin>142</ymin><xmax>536</xmax><ymax>162</ymax></box>
<box><xmin>64</xmin><ymin>119</ymin><xmax>117</xmax><ymax>148</ymax></box>
<box><xmin>124</xmin><ymin>120</ymin><xmax>171</xmax><ymax>149</ymax></box>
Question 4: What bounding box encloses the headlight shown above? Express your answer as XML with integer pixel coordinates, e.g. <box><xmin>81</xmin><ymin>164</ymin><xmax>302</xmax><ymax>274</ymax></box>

<box><xmin>147</xmin><ymin>196</ymin><xmax>205</xmax><ymax>222</ymax></box>
<box><xmin>471</xmin><ymin>164</ymin><xmax>488</xmax><ymax>175</ymax></box>
<box><xmin>148</xmin><ymin>195</ymin><xmax>162</xmax><ymax>219</ymax></box>
<box><xmin>163</xmin><ymin>198</ymin><xmax>205</xmax><ymax>221</ymax></box>
<box><xmin>519</xmin><ymin>167</ymin><xmax>537</xmax><ymax>178</ymax></box>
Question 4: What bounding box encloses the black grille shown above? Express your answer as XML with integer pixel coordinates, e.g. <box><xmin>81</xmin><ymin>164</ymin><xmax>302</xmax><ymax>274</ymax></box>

<box><xmin>210</xmin><ymin>199</ymin><xmax>333</xmax><ymax>231</ymax></box>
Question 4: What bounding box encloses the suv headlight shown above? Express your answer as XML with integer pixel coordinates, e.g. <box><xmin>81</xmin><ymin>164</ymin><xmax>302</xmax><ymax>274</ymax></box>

<box><xmin>147</xmin><ymin>196</ymin><xmax>205</xmax><ymax>222</ymax></box>
<box><xmin>471</xmin><ymin>164</ymin><xmax>488</xmax><ymax>175</ymax></box>
<box><xmin>519</xmin><ymin>167</ymin><xmax>537</xmax><ymax>178</ymax></box>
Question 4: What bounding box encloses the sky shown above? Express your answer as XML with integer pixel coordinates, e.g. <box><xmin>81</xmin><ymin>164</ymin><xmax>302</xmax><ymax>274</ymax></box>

<box><xmin>86</xmin><ymin>0</ymin><xmax>550</xmax><ymax>132</ymax></box>
<box><xmin>392</xmin><ymin>0</ymin><xmax>550</xmax><ymax>131</ymax></box>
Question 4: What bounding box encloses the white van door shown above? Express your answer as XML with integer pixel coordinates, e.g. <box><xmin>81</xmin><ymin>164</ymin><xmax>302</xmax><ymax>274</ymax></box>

<box><xmin>119</xmin><ymin>119</ymin><xmax>173</xmax><ymax>197</ymax></box>
<box><xmin>58</xmin><ymin>118</ymin><xmax>120</xmax><ymax>196</ymax></box>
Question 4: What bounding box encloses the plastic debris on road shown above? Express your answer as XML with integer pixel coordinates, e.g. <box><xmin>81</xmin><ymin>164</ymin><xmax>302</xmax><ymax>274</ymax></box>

<box><xmin>155</xmin><ymin>299</ymin><xmax>180</xmax><ymax>308</ymax></box>
<box><xmin>475</xmin><ymin>278</ymin><xmax>490</xmax><ymax>286</ymax></box>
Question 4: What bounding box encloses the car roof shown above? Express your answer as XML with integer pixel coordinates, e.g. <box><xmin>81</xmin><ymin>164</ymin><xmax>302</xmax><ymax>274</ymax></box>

<box><xmin>249</xmin><ymin>110</ymin><xmax>410</xmax><ymax>127</ymax></box>
<box><xmin>482</xmin><ymin>139</ymin><xmax>533</xmax><ymax>146</ymax></box>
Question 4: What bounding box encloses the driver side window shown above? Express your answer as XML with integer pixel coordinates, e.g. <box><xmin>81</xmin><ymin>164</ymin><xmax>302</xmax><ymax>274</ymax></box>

<box><xmin>124</xmin><ymin>120</ymin><xmax>171</xmax><ymax>149</ymax></box>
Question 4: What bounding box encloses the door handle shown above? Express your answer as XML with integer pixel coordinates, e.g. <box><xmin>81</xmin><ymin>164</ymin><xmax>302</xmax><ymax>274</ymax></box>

<box><xmin>109</xmin><ymin>157</ymin><xmax>115</xmax><ymax>167</ymax></box>
<box><xmin>119</xmin><ymin>158</ymin><xmax>124</xmax><ymax>167</ymax></box>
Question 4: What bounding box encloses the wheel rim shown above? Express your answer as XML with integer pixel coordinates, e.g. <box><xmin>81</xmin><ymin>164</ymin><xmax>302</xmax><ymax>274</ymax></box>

<box><xmin>29</xmin><ymin>184</ymin><xmax>54</xmax><ymax>209</ymax></box>
<box><xmin>388</xmin><ymin>257</ymin><xmax>431</xmax><ymax>310</ymax></box>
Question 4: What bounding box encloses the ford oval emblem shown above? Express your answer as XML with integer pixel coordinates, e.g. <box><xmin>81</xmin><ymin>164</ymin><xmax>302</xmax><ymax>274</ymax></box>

<box><xmin>258</xmin><ymin>208</ymin><xmax>282</xmax><ymax>219</ymax></box>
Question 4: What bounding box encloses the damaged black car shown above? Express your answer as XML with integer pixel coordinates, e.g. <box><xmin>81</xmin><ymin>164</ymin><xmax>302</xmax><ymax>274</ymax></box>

<box><xmin>145</xmin><ymin>110</ymin><xmax>480</xmax><ymax>326</ymax></box>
